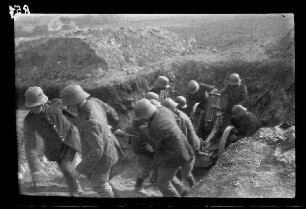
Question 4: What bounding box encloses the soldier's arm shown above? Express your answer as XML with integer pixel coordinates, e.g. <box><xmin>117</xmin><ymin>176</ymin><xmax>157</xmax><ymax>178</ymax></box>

<box><xmin>75</xmin><ymin>120</ymin><xmax>104</xmax><ymax>176</ymax></box>
<box><xmin>245</xmin><ymin>114</ymin><xmax>260</xmax><ymax>136</ymax></box>
<box><xmin>102</xmin><ymin>102</ymin><xmax>120</xmax><ymax>129</ymax></box>
<box><xmin>186</xmin><ymin>94</ymin><xmax>195</xmax><ymax>117</ymax></box>
<box><xmin>139</xmin><ymin>141</ymin><xmax>154</xmax><ymax>155</ymax></box>
<box><xmin>131</xmin><ymin>136</ymin><xmax>154</xmax><ymax>157</ymax></box>
<box><xmin>184</xmin><ymin>116</ymin><xmax>201</xmax><ymax>150</ymax></box>
<box><xmin>149</xmin><ymin>86</ymin><xmax>160</xmax><ymax>95</ymax></box>
<box><xmin>236</xmin><ymin>118</ymin><xmax>249</xmax><ymax>137</ymax></box>
<box><xmin>23</xmin><ymin>119</ymin><xmax>40</xmax><ymax>174</ymax></box>
<box><xmin>239</xmin><ymin>86</ymin><xmax>249</xmax><ymax>106</ymax></box>
<box><xmin>125</xmin><ymin>119</ymin><xmax>145</xmax><ymax>136</ymax></box>
<box><xmin>202</xmin><ymin>83</ymin><xmax>218</xmax><ymax>93</ymax></box>
<box><xmin>219</xmin><ymin>84</ymin><xmax>229</xmax><ymax>95</ymax></box>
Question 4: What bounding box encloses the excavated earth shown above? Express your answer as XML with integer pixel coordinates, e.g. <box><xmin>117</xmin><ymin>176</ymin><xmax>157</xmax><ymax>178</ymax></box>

<box><xmin>16</xmin><ymin>24</ymin><xmax>295</xmax><ymax>198</ymax></box>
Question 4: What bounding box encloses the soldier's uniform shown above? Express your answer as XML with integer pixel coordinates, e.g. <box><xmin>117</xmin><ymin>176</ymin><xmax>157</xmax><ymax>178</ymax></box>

<box><xmin>173</xmin><ymin>109</ymin><xmax>201</xmax><ymax>151</ymax></box>
<box><xmin>147</xmin><ymin>105</ymin><xmax>195</xmax><ymax>197</ymax></box>
<box><xmin>177</xmin><ymin>106</ymin><xmax>189</xmax><ymax>115</ymax></box>
<box><xmin>230</xmin><ymin>111</ymin><xmax>261</xmax><ymax>142</ymax></box>
<box><xmin>24</xmin><ymin>98</ymin><xmax>82</xmax><ymax>195</ymax></box>
<box><xmin>126</xmin><ymin>119</ymin><xmax>157</xmax><ymax>192</ymax></box>
<box><xmin>73</xmin><ymin>97</ymin><xmax>121</xmax><ymax>197</ymax></box>
<box><xmin>149</xmin><ymin>86</ymin><xmax>170</xmax><ymax>102</ymax></box>
<box><xmin>91</xmin><ymin>98</ymin><xmax>120</xmax><ymax>130</ymax></box>
<box><xmin>220</xmin><ymin>84</ymin><xmax>248</xmax><ymax>117</ymax></box>
<box><xmin>186</xmin><ymin>83</ymin><xmax>215</xmax><ymax>114</ymax></box>
<box><xmin>186</xmin><ymin>83</ymin><xmax>216</xmax><ymax>138</ymax></box>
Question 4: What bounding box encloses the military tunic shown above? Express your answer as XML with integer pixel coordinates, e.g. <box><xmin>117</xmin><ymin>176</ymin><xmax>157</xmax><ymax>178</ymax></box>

<box><xmin>186</xmin><ymin>83</ymin><xmax>216</xmax><ymax>115</ymax></box>
<box><xmin>149</xmin><ymin>86</ymin><xmax>170</xmax><ymax>101</ymax></box>
<box><xmin>24</xmin><ymin>98</ymin><xmax>81</xmax><ymax>172</ymax></box>
<box><xmin>74</xmin><ymin>97</ymin><xmax>119</xmax><ymax>177</ymax></box>
<box><xmin>174</xmin><ymin>109</ymin><xmax>201</xmax><ymax>151</ymax></box>
<box><xmin>147</xmin><ymin>106</ymin><xmax>195</xmax><ymax>168</ymax></box>
<box><xmin>220</xmin><ymin>84</ymin><xmax>248</xmax><ymax>115</ymax></box>
<box><xmin>230</xmin><ymin>111</ymin><xmax>261</xmax><ymax>140</ymax></box>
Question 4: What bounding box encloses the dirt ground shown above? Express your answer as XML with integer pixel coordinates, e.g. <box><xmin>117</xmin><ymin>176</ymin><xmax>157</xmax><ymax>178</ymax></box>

<box><xmin>17</xmin><ymin>109</ymin><xmax>295</xmax><ymax>198</ymax></box>
<box><xmin>189</xmin><ymin>126</ymin><xmax>295</xmax><ymax>198</ymax></box>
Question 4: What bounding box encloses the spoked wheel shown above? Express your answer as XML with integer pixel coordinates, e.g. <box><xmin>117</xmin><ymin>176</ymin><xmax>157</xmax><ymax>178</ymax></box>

<box><xmin>218</xmin><ymin>125</ymin><xmax>235</xmax><ymax>157</ymax></box>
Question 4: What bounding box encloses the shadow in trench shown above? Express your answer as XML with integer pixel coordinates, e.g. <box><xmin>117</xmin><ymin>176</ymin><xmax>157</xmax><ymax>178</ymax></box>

<box><xmin>192</xmin><ymin>159</ymin><xmax>217</xmax><ymax>182</ymax></box>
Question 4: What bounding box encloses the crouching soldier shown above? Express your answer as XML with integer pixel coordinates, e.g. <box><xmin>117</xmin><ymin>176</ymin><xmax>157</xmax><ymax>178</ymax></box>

<box><xmin>125</xmin><ymin>119</ymin><xmax>157</xmax><ymax>196</ymax></box>
<box><xmin>60</xmin><ymin>84</ymin><xmax>122</xmax><ymax>198</ymax></box>
<box><xmin>133</xmin><ymin>99</ymin><xmax>196</xmax><ymax>197</ymax></box>
<box><xmin>23</xmin><ymin>86</ymin><xmax>82</xmax><ymax>196</ymax></box>
<box><xmin>229</xmin><ymin>105</ymin><xmax>261</xmax><ymax>143</ymax></box>
<box><xmin>219</xmin><ymin>73</ymin><xmax>248</xmax><ymax>127</ymax></box>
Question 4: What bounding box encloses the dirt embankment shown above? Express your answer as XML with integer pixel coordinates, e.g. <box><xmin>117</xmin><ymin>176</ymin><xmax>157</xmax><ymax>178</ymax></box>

<box><xmin>15</xmin><ymin>26</ymin><xmax>196</xmax><ymax>87</ymax></box>
<box><xmin>16</xmin><ymin>25</ymin><xmax>294</xmax><ymax>198</ymax></box>
<box><xmin>188</xmin><ymin>125</ymin><xmax>295</xmax><ymax>198</ymax></box>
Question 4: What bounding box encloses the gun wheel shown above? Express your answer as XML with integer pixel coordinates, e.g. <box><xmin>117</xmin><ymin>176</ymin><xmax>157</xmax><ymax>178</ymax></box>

<box><xmin>218</xmin><ymin>126</ymin><xmax>235</xmax><ymax>157</ymax></box>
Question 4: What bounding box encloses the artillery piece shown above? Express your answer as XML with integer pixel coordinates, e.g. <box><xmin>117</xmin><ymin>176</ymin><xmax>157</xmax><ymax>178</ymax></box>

<box><xmin>192</xmin><ymin>92</ymin><xmax>235</xmax><ymax>168</ymax></box>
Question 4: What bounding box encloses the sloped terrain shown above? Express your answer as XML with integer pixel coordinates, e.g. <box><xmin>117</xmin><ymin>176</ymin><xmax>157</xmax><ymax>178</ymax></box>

<box><xmin>15</xmin><ymin>27</ymin><xmax>195</xmax><ymax>87</ymax></box>
<box><xmin>188</xmin><ymin>125</ymin><xmax>295</xmax><ymax>198</ymax></box>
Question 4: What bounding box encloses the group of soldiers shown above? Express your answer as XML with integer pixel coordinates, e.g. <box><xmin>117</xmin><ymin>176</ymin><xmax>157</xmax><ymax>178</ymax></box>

<box><xmin>22</xmin><ymin>73</ymin><xmax>260</xmax><ymax>198</ymax></box>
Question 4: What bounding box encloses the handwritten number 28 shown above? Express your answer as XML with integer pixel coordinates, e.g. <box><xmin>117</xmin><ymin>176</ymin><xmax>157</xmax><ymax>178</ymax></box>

<box><xmin>9</xmin><ymin>5</ymin><xmax>30</xmax><ymax>19</ymax></box>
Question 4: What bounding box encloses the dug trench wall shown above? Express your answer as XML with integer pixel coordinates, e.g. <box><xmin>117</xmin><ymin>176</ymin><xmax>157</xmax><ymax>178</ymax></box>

<box><xmin>16</xmin><ymin>56</ymin><xmax>295</xmax><ymax>197</ymax></box>
<box><xmin>16</xmin><ymin>26</ymin><xmax>295</xmax><ymax>197</ymax></box>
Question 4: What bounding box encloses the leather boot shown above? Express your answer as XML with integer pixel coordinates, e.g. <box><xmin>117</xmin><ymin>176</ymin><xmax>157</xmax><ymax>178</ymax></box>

<box><xmin>135</xmin><ymin>177</ymin><xmax>148</xmax><ymax>196</ymax></box>
<box><xmin>186</xmin><ymin>175</ymin><xmax>196</xmax><ymax>188</ymax></box>
<box><xmin>135</xmin><ymin>177</ymin><xmax>145</xmax><ymax>189</ymax></box>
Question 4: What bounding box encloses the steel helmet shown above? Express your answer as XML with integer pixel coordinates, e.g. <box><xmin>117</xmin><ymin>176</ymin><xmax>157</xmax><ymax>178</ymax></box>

<box><xmin>149</xmin><ymin>99</ymin><xmax>162</xmax><ymax>107</ymax></box>
<box><xmin>154</xmin><ymin>76</ymin><xmax>170</xmax><ymax>88</ymax></box>
<box><xmin>133</xmin><ymin>98</ymin><xmax>157</xmax><ymax>120</ymax></box>
<box><xmin>229</xmin><ymin>73</ymin><xmax>241</xmax><ymax>85</ymax></box>
<box><xmin>175</xmin><ymin>96</ymin><xmax>187</xmax><ymax>108</ymax></box>
<box><xmin>162</xmin><ymin>98</ymin><xmax>178</xmax><ymax>110</ymax></box>
<box><xmin>24</xmin><ymin>86</ymin><xmax>49</xmax><ymax>108</ymax></box>
<box><xmin>232</xmin><ymin>104</ymin><xmax>247</xmax><ymax>117</ymax></box>
<box><xmin>60</xmin><ymin>84</ymin><xmax>90</xmax><ymax>106</ymax></box>
<box><xmin>145</xmin><ymin>92</ymin><xmax>160</xmax><ymax>101</ymax></box>
<box><xmin>187</xmin><ymin>80</ymin><xmax>200</xmax><ymax>94</ymax></box>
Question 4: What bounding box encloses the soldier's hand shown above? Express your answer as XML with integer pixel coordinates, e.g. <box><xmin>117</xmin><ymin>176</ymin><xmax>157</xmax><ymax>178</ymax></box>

<box><xmin>211</xmin><ymin>89</ymin><xmax>218</xmax><ymax>93</ymax></box>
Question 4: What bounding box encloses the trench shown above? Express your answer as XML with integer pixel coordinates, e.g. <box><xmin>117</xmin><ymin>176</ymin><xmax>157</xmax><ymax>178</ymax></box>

<box><xmin>17</xmin><ymin>57</ymin><xmax>295</xmax><ymax>197</ymax></box>
<box><xmin>108</xmin><ymin>58</ymin><xmax>295</xmax><ymax>185</ymax></box>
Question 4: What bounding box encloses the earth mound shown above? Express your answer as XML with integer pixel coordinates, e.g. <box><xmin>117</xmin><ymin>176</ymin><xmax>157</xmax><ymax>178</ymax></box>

<box><xmin>15</xmin><ymin>26</ymin><xmax>196</xmax><ymax>87</ymax></box>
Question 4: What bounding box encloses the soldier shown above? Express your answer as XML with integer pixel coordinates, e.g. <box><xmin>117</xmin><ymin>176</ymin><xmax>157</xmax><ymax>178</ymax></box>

<box><xmin>162</xmin><ymin>98</ymin><xmax>201</xmax><ymax>152</ymax></box>
<box><xmin>149</xmin><ymin>76</ymin><xmax>172</xmax><ymax>101</ymax></box>
<box><xmin>186</xmin><ymin>80</ymin><xmax>218</xmax><ymax>138</ymax></box>
<box><xmin>23</xmin><ymin>86</ymin><xmax>82</xmax><ymax>196</ymax></box>
<box><xmin>130</xmin><ymin>92</ymin><xmax>161</xmax><ymax>193</ymax></box>
<box><xmin>162</xmin><ymin>98</ymin><xmax>201</xmax><ymax>182</ymax></box>
<box><xmin>219</xmin><ymin>73</ymin><xmax>248</xmax><ymax>125</ymax></box>
<box><xmin>133</xmin><ymin>99</ymin><xmax>196</xmax><ymax>197</ymax></box>
<box><xmin>60</xmin><ymin>84</ymin><xmax>123</xmax><ymax>198</ymax></box>
<box><xmin>125</xmin><ymin>119</ymin><xmax>157</xmax><ymax>196</ymax></box>
<box><xmin>175</xmin><ymin>96</ymin><xmax>188</xmax><ymax>115</ymax></box>
<box><xmin>145</xmin><ymin>92</ymin><xmax>160</xmax><ymax>102</ymax></box>
<box><xmin>229</xmin><ymin>105</ymin><xmax>261</xmax><ymax>143</ymax></box>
